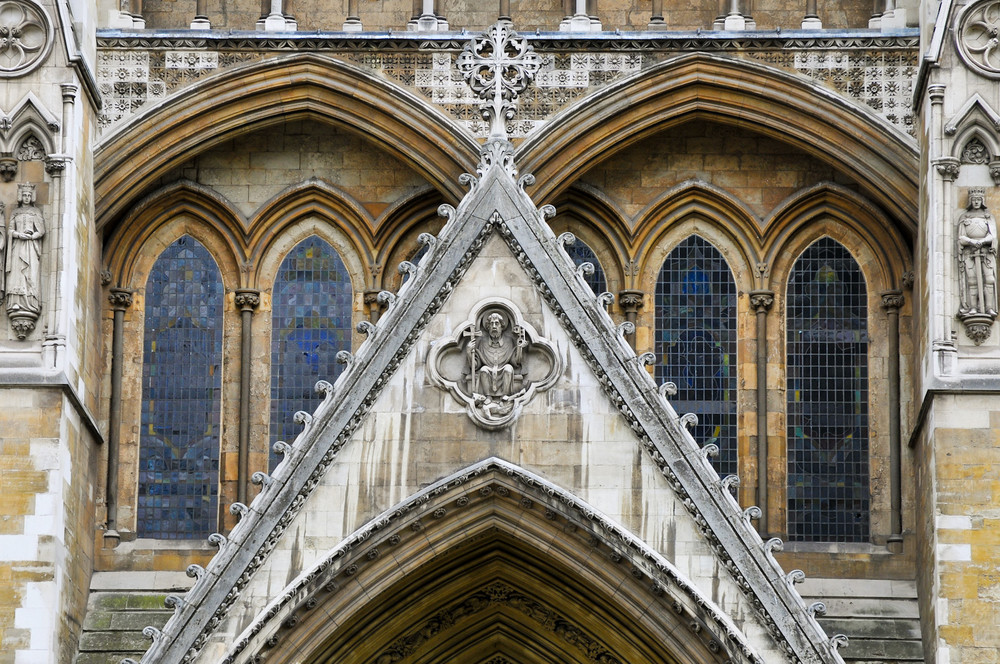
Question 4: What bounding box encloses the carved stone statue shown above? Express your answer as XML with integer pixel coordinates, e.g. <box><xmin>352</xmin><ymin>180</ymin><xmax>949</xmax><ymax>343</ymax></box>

<box><xmin>468</xmin><ymin>310</ymin><xmax>526</xmax><ymax>401</ymax></box>
<box><xmin>428</xmin><ymin>299</ymin><xmax>560</xmax><ymax>429</ymax></box>
<box><xmin>6</xmin><ymin>183</ymin><xmax>44</xmax><ymax>338</ymax></box>
<box><xmin>958</xmin><ymin>188</ymin><xmax>998</xmax><ymax>317</ymax></box>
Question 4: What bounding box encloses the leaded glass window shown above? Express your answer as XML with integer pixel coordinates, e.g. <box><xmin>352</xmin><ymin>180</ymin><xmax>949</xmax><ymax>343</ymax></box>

<box><xmin>139</xmin><ymin>235</ymin><xmax>224</xmax><ymax>539</ymax></box>
<box><xmin>786</xmin><ymin>238</ymin><xmax>869</xmax><ymax>542</ymax></box>
<box><xmin>654</xmin><ymin>236</ymin><xmax>737</xmax><ymax>478</ymax></box>
<box><xmin>563</xmin><ymin>240</ymin><xmax>607</xmax><ymax>295</ymax></box>
<box><xmin>270</xmin><ymin>237</ymin><xmax>353</xmax><ymax>468</ymax></box>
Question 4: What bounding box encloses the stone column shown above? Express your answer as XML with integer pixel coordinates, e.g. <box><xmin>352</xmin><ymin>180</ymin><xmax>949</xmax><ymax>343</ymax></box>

<box><xmin>562</xmin><ymin>0</ymin><xmax>592</xmax><ymax>31</ymax></box>
<box><xmin>648</xmin><ymin>0</ymin><xmax>665</xmax><ymax>28</ymax></box>
<box><xmin>724</xmin><ymin>0</ymin><xmax>746</xmax><ymax>30</ymax></box>
<box><xmin>191</xmin><ymin>0</ymin><xmax>211</xmax><ymax>29</ymax></box>
<box><xmin>750</xmin><ymin>290</ymin><xmax>774</xmax><ymax>535</ymax></box>
<box><xmin>344</xmin><ymin>0</ymin><xmax>363</xmax><ymax>30</ymax></box>
<box><xmin>587</xmin><ymin>0</ymin><xmax>601</xmax><ymax>30</ymax></box>
<box><xmin>802</xmin><ymin>0</ymin><xmax>821</xmax><ymax>28</ymax></box>
<box><xmin>869</xmin><ymin>0</ymin><xmax>885</xmax><ymax>28</ymax></box>
<box><xmin>413</xmin><ymin>0</ymin><xmax>447</xmax><ymax>31</ymax></box>
<box><xmin>618</xmin><ymin>290</ymin><xmax>644</xmax><ymax>350</ymax></box>
<box><xmin>881</xmin><ymin>290</ymin><xmax>904</xmax><ymax>551</ymax></box>
<box><xmin>235</xmin><ymin>290</ymin><xmax>261</xmax><ymax>505</ymax></box>
<box><xmin>499</xmin><ymin>0</ymin><xmax>511</xmax><ymax>22</ymax></box>
<box><xmin>105</xmin><ymin>288</ymin><xmax>133</xmax><ymax>547</ymax></box>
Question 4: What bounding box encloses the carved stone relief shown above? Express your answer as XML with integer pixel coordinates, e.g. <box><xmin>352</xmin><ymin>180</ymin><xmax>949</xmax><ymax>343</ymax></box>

<box><xmin>957</xmin><ymin>187</ymin><xmax>998</xmax><ymax>344</ymax></box>
<box><xmin>1</xmin><ymin>182</ymin><xmax>44</xmax><ymax>338</ymax></box>
<box><xmin>15</xmin><ymin>135</ymin><xmax>43</xmax><ymax>161</ymax></box>
<box><xmin>958</xmin><ymin>0</ymin><xmax>1000</xmax><ymax>78</ymax></box>
<box><xmin>962</xmin><ymin>136</ymin><xmax>990</xmax><ymax>164</ymax></box>
<box><xmin>0</xmin><ymin>0</ymin><xmax>51</xmax><ymax>76</ymax></box>
<box><xmin>427</xmin><ymin>299</ymin><xmax>561</xmax><ymax>429</ymax></box>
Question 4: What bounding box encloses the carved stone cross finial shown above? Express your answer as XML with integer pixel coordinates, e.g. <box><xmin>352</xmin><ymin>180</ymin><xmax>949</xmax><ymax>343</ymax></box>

<box><xmin>457</xmin><ymin>22</ymin><xmax>541</xmax><ymax>142</ymax></box>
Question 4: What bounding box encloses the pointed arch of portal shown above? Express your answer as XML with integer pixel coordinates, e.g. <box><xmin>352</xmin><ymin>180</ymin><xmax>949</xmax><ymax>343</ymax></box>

<box><xmin>224</xmin><ymin>458</ymin><xmax>757</xmax><ymax>664</ymax></box>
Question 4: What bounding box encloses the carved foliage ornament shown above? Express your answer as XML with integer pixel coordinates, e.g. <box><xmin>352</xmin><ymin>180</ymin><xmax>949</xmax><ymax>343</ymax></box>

<box><xmin>0</xmin><ymin>1</ymin><xmax>50</xmax><ymax>76</ymax></box>
<box><xmin>959</xmin><ymin>1</ymin><xmax>1000</xmax><ymax>77</ymax></box>
<box><xmin>427</xmin><ymin>298</ymin><xmax>561</xmax><ymax>429</ymax></box>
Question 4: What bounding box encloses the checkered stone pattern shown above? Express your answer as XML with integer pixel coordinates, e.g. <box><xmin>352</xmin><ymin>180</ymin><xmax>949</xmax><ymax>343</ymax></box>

<box><xmin>748</xmin><ymin>49</ymin><xmax>917</xmax><ymax>136</ymax></box>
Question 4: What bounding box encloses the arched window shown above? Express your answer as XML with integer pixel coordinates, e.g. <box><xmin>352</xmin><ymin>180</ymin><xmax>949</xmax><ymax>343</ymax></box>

<box><xmin>270</xmin><ymin>237</ymin><xmax>353</xmax><ymax>468</ymax></box>
<box><xmin>138</xmin><ymin>236</ymin><xmax>224</xmax><ymax>539</ymax></box>
<box><xmin>654</xmin><ymin>236</ymin><xmax>737</xmax><ymax>478</ymax></box>
<box><xmin>786</xmin><ymin>238</ymin><xmax>869</xmax><ymax>542</ymax></box>
<box><xmin>563</xmin><ymin>239</ymin><xmax>608</xmax><ymax>295</ymax></box>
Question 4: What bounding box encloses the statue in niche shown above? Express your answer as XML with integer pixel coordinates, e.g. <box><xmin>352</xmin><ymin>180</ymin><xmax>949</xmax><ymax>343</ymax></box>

<box><xmin>958</xmin><ymin>187</ymin><xmax>998</xmax><ymax>318</ymax></box>
<box><xmin>6</xmin><ymin>183</ymin><xmax>44</xmax><ymax>338</ymax></box>
<box><xmin>428</xmin><ymin>299</ymin><xmax>561</xmax><ymax>429</ymax></box>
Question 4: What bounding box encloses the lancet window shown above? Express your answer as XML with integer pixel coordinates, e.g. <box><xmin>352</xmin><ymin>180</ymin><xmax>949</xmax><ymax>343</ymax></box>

<box><xmin>138</xmin><ymin>235</ymin><xmax>224</xmax><ymax>539</ymax></box>
<box><xmin>785</xmin><ymin>238</ymin><xmax>870</xmax><ymax>542</ymax></box>
<box><xmin>269</xmin><ymin>236</ymin><xmax>354</xmax><ymax>468</ymax></box>
<box><xmin>654</xmin><ymin>236</ymin><xmax>738</xmax><ymax>478</ymax></box>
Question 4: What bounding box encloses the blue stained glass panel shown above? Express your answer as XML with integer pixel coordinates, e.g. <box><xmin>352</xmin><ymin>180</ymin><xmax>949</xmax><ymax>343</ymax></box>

<box><xmin>654</xmin><ymin>236</ymin><xmax>737</xmax><ymax>479</ymax></box>
<box><xmin>786</xmin><ymin>238</ymin><xmax>869</xmax><ymax>542</ymax></box>
<box><xmin>139</xmin><ymin>235</ymin><xmax>224</xmax><ymax>539</ymax></box>
<box><xmin>563</xmin><ymin>240</ymin><xmax>607</xmax><ymax>295</ymax></box>
<box><xmin>270</xmin><ymin>237</ymin><xmax>353</xmax><ymax>469</ymax></box>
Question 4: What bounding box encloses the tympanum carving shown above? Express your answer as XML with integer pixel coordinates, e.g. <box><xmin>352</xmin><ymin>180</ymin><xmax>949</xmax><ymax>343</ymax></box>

<box><xmin>428</xmin><ymin>299</ymin><xmax>561</xmax><ymax>429</ymax></box>
<box><xmin>957</xmin><ymin>187</ymin><xmax>998</xmax><ymax>344</ymax></box>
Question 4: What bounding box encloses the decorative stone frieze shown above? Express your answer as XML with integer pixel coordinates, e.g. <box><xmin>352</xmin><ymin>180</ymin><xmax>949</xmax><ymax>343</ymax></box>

<box><xmin>957</xmin><ymin>187</ymin><xmax>998</xmax><ymax>345</ymax></box>
<box><xmin>0</xmin><ymin>0</ymin><xmax>51</xmax><ymax>77</ymax></box>
<box><xmin>427</xmin><ymin>298</ymin><xmax>561</xmax><ymax>429</ymax></box>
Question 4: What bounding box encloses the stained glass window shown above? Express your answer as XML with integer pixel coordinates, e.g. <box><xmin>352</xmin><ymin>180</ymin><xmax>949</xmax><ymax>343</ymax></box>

<box><xmin>786</xmin><ymin>238</ymin><xmax>869</xmax><ymax>542</ymax></box>
<box><xmin>654</xmin><ymin>236</ymin><xmax>737</xmax><ymax>479</ymax></box>
<box><xmin>270</xmin><ymin>237</ymin><xmax>353</xmax><ymax>468</ymax></box>
<box><xmin>139</xmin><ymin>236</ymin><xmax>224</xmax><ymax>539</ymax></box>
<box><xmin>563</xmin><ymin>239</ymin><xmax>607</xmax><ymax>295</ymax></box>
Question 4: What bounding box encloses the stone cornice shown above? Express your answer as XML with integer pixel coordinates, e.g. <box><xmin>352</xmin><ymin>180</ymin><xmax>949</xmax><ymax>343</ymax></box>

<box><xmin>96</xmin><ymin>30</ymin><xmax>918</xmax><ymax>52</ymax></box>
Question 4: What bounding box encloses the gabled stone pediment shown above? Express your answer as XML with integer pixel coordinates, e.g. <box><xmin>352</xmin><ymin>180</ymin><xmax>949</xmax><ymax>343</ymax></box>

<box><xmin>130</xmin><ymin>148</ymin><xmax>845</xmax><ymax>664</ymax></box>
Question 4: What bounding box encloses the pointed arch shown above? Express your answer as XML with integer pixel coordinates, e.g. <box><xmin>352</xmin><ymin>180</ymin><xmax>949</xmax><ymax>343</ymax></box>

<box><xmin>248</xmin><ymin>178</ymin><xmax>377</xmax><ymax>283</ymax></box>
<box><xmin>633</xmin><ymin>180</ymin><xmax>759</xmax><ymax>289</ymax></box>
<box><xmin>518</xmin><ymin>53</ymin><xmax>918</xmax><ymax>235</ymax></box>
<box><xmin>764</xmin><ymin>183</ymin><xmax>907</xmax><ymax>293</ymax></box>
<box><xmin>222</xmin><ymin>460</ymin><xmax>761</xmax><ymax>664</ymax></box>
<box><xmin>95</xmin><ymin>53</ymin><xmax>479</xmax><ymax>230</ymax></box>
<box><xmin>548</xmin><ymin>183</ymin><xmax>630</xmax><ymax>293</ymax></box>
<box><xmin>376</xmin><ymin>187</ymin><xmax>449</xmax><ymax>292</ymax></box>
<box><xmin>0</xmin><ymin>92</ymin><xmax>60</xmax><ymax>155</ymax></box>
<box><xmin>104</xmin><ymin>180</ymin><xmax>246</xmax><ymax>289</ymax></box>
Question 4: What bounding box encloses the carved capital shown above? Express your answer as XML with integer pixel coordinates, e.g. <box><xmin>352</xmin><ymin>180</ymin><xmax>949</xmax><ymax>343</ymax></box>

<box><xmin>901</xmin><ymin>271</ymin><xmax>914</xmax><ymax>290</ymax></box>
<box><xmin>0</xmin><ymin>156</ymin><xmax>16</xmax><ymax>182</ymax></box>
<box><xmin>108</xmin><ymin>288</ymin><xmax>134</xmax><ymax>310</ymax></box>
<box><xmin>234</xmin><ymin>288</ymin><xmax>261</xmax><ymax>312</ymax></box>
<box><xmin>935</xmin><ymin>157</ymin><xmax>961</xmax><ymax>182</ymax></box>
<box><xmin>364</xmin><ymin>289</ymin><xmax>383</xmax><ymax>308</ymax></box>
<box><xmin>617</xmin><ymin>289</ymin><xmax>645</xmax><ymax>313</ymax></box>
<box><xmin>749</xmin><ymin>290</ymin><xmax>774</xmax><ymax>313</ymax></box>
<box><xmin>44</xmin><ymin>155</ymin><xmax>69</xmax><ymax>176</ymax></box>
<box><xmin>990</xmin><ymin>159</ymin><xmax>1000</xmax><ymax>186</ymax></box>
<box><xmin>7</xmin><ymin>312</ymin><xmax>36</xmax><ymax>340</ymax></box>
<box><xmin>881</xmin><ymin>290</ymin><xmax>904</xmax><ymax>312</ymax></box>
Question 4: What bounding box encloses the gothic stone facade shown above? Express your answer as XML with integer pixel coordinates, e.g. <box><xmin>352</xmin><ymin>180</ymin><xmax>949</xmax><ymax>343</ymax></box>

<box><xmin>2</xmin><ymin>1</ymin><xmax>999</xmax><ymax>664</ymax></box>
